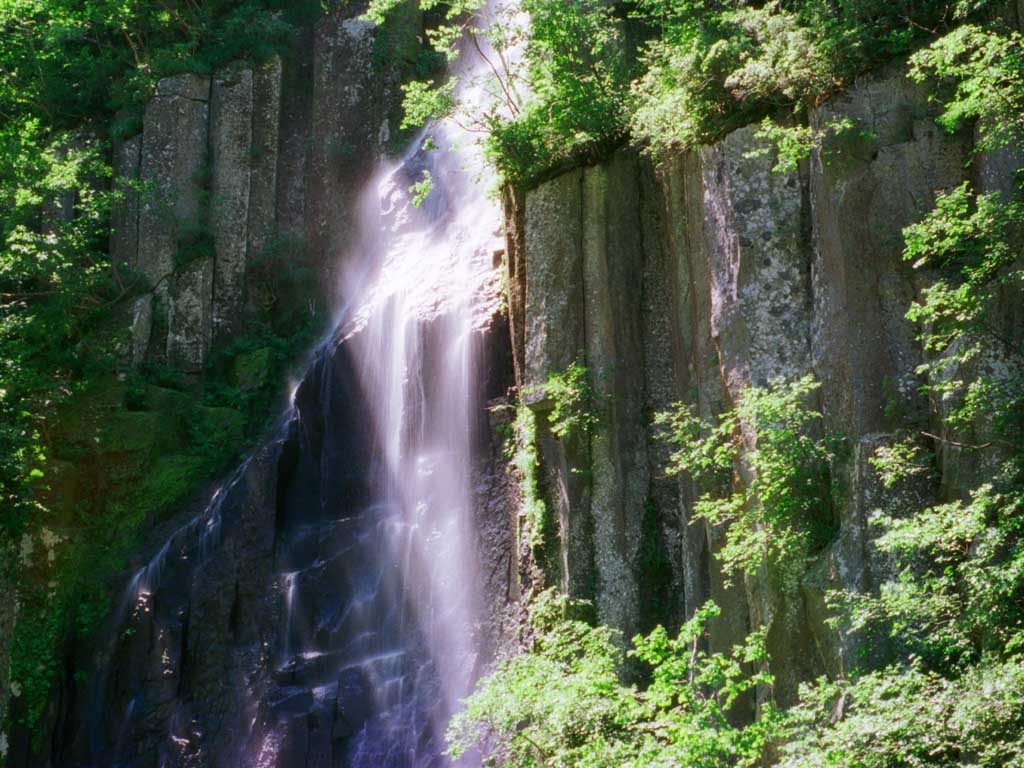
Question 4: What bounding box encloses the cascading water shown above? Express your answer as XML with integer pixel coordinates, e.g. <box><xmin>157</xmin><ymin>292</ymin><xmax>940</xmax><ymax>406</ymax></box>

<box><xmin>65</xmin><ymin>5</ymin><xmax>515</xmax><ymax>768</ymax></box>
<box><xmin>321</xmin><ymin>123</ymin><xmax>504</xmax><ymax>764</ymax></box>
<box><xmin>284</xmin><ymin>62</ymin><xmax>507</xmax><ymax>764</ymax></box>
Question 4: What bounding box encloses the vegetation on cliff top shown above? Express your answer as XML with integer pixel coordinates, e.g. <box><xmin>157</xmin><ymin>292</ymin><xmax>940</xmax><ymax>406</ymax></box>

<box><xmin>368</xmin><ymin>0</ymin><xmax>1010</xmax><ymax>186</ymax></box>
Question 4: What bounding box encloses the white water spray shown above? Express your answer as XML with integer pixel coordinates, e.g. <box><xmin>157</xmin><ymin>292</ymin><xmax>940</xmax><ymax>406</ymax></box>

<box><xmin>338</xmin><ymin>73</ymin><xmax>506</xmax><ymax>754</ymax></box>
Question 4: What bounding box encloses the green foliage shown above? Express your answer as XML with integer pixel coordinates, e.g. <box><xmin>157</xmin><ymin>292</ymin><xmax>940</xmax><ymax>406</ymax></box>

<box><xmin>657</xmin><ymin>375</ymin><xmax>835</xmax><ymax>579</ymax></box>
<box><xmin>869</xmin><ymin>438</ymin><xmax>932</xmax><ymax>489</ymax></box>
<box><xmin>747</xmin><ymin>117</ymin><xmax>856</xmax><ymax>174</ymax></box>
<box><xmin>510</xmin><ymin>404</ymin><xmax>549</xmax><ymax>550</ymax></box>
<box><xmin>0</xmin><ymin>123</ymin><xmax>114</xmax><ymax>542</ymax></box>
<box><xmin>534</xmin><ymin>361</ymin><xmax>598</xmax><ymax>441</ymax></box>
<box><xmin>373</xmin><ymin>0</ymin><xmax>1001</xmax><ymax>185</ymax></box>
<box><xmin>368</xmin><ymin>0</ymin><xmax>630</xmax><ymax>187</ymax></box>
<box><xmin>448</xmin><ymin>590</ymin><xmax>779</xmax><ymax>767</ymax></box>
<box><xmin>904</xmin><ymin>183</ymin><xmax>1024</xmax><ymax>356</ymax></box>
<box><xmin>630</xmin><ymin>0</ymin><xmax>989</xmax><ymax>157</ymax></box>
<box><xmin>247</xmin><ymin>233</ymin><xmax>322</xmax><ymax>335</ymax></box>
<box><xmin>0</xmin><ymin>0</ymin><xmax>331</xmax><ymax>731</ymax></box>
<box><xmin>780</xmin><ymin>29</ymin><xmax>1024</xmax><ymax>761</ymax></box>
<box><xmin>780</xmin><ymin>660</ymin><xmax>1024</xmax><ymax>767</ymax></box>
<box><xmin>410</xmin><ymin>169</ymin><xmax>434</xmax><ymax>208</ymax></box>
<box><xmin>909</xmin><ymin>25</ymin><xmax>1024</xmax><ymax>153</ymax></box>
<box><xmin>507</xmin><ymin>361</ymin><xmax>600</xmax><ymax>561</ymax></box>
<box><xmin>788</xmin><ymin>456</ymin><xmax>1024</xmax><ymax>762</ymax></box>
<box><xmin>0</xmin><ymin>0</ymin><xmax>318</xmax><ymax>128</ymax></box>
<box><xmin>902</xmin><ymin>181</ymin><xmax>1024</xmax><ymax>456</ymax></box>
<box><xmin>400</xmin><ymin>79</ymin><xmax>458</xmax><ymax>131</ymax></box>
<box><xmin>487</xmin><ymin>0</ymin><xmax>630</xmax><ymax>185</ymax></box>
<box><xmin>0</xmin><ymin>125</ymin><xmax>134</xmax><ymax>729</ymax></box>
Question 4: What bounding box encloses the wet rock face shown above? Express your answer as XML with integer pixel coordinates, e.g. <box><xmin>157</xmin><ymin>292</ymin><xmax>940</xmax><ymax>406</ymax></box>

<box><xmin>57</xmin><ymin>340</ymin><xmax>368</xmax><ymax>768</ymax></box>
<box><xmin>54</xmin><ymin>307</ymin><xmax>515</xmax><ymax>767</ymax></box>
<box><xmin>508</xmin><ymin>65</ymin><xmax>989</xmax><ymax>702</ymax></box>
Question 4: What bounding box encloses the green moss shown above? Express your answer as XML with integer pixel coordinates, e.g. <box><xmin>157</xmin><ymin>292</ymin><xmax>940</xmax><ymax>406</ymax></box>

<box><xmin>8</xmin><ymin>371</ymin><xmax>254</xmax><ymax>731</ymax></box>
<box><xmin>100</xmin><ymin>410</ymin><xmax>185</xmax><ymax>456</ymax></box>
<box><xmin>231</xmin><ymin>347</ymin><xmax>273</xmax><ymax>392</ymax></box>
<box><xmin>124</xmin><ymin>453</ymin><xmax>206</xmax><ymax>522</ymax></box>
<box><xmin>512</xmin><ymin>405</ymin><xmax>549</xmax><ymax>550</ymax></box>
<box><xmin>142</xmin><ymin>384</ymin><xmax>192</xmax><ymax>416</ymax></box>
<box><xmin>191</xmin><ymin>405</ymin><xmax>246</xmax><ymax>464</ymax></box>
<box><xmin>657</xmin><ymin>375</ymin><xmax>836</xmax><ymax>582</ymax></box>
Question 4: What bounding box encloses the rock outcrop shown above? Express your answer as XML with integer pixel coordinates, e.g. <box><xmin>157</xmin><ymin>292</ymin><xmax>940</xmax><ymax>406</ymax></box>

<box><xmin>506</xmin><ymin>62</ymin><xmax>1012</xmax><ymax>703</ymax></box>
<box><xmin>108</xmin><ymin>11</ymin><xmax>395</xmax><ymax>375</ymax></box>
<box><xmin>5</xmin><ymin>7</ymin><xmax>441</xmax><ymax>767</ymax></box>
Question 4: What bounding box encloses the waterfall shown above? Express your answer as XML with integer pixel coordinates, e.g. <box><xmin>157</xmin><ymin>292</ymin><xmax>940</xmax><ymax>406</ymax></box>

<box><xmin>318</xmin><ymin>76</ymin><xmax>505</xmax><ymax>768</ymax></box>
<box><xmin>74</xmin><ymin>6</ymin><xmax>513</xmax><ymax>768</ymax></box>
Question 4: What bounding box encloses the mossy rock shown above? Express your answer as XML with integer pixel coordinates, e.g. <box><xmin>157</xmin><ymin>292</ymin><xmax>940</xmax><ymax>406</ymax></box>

<box><xmin>143</xmin><ymin>384</ymin><xmax>193</xmax><ymax>417</ymax></box>
<box><xmin>99</xmin><ymin>410</ymin><xmax>185</xmax><ymax>457</ymax></box>
<box><xmin>128</xmin><ymin>453</ymin><xmax>207</xmax><ymax>521</ymax></box>
<box><xmin>196</xmin><ymin>406</ymin><xmax>245</xmax><ymax>437</ymax></box>
<box><xmin>231</xmin><ymin>347</ymin><xmax>274</xmax><ymax>392</ymax></box>
<box><xmin>38</xmin><ymin>459</ymin><xmax>82</xmax><ymax>522</ymax></box>
<box><xmin>54</xmin><ymin>378</ymin><xmax>129</xmax><ymax>454</ymax></box>
<box><xmin>191</xmin><ymin>406</ymin><xmax>247</xmax><ymax>462</ymax></box>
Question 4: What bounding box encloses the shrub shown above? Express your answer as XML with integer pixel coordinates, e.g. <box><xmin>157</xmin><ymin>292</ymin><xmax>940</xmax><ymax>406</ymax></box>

<box><xmin>448</xmin><ymin>590</ymin><xmax>779</xmax><ymax>768</ymax></box>
<box><xmin>656</xmin><ymin>375</ymin><xmax>836</xmax><ymax>580</ymax></box>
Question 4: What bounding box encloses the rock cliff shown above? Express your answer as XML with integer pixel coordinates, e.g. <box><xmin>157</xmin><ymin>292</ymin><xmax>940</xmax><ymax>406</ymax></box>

<box><xmin>110</xmin><ymin>11</ymin><xmax>393</xmax><ymax>373</ymax></box>
<box><xmin>1</xmin><ymin>5</ymin><xmax>435</xmax><ymax>765</ymax></box>
<box><xmin>505</xmin><ymin>62</ymin><xmax>1022</xmax><ymax>703</ymax></box>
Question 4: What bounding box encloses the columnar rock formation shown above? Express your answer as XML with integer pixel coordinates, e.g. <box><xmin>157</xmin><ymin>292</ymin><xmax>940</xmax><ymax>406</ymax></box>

<box><xmin>505</xmin><ymin>63</ymin><xmax>1020</xmax><ymax>703</ymax></box>
<box><xmin>109</xmin><ymin>13</ymin><xmax>395</xmax><ymax>373</ymax></box>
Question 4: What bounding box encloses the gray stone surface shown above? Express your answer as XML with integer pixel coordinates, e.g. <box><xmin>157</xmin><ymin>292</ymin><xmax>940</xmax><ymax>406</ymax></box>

<box><xmin>803</xmin><ymin>433</ymin><xmax>937</xmax><ymax>676</ymax></box>
<box><xmin>110</xmin><ymin>134</ymin><xmax>141</xmax><ymax>270</ymax></box>
<box><xmin>522</xmin><ymin>169</ymin><xmax>593</xmax><ymax>600</ymax></box>
<box><xmin>210</xmin><ymin>64</ymin><xmax>254</xmax><ymax>341</ymax></box>
<box><xmin>638</xmin><ymin>157</ymin><xmax>689</xmax><ymax>635</ymax></box>
<box><xmin>698</xmin><ymin>125</ymin><xmax>819</xmax><ymax>704</ymax></box>
<box><xmin>510</xmin><ymin>63</ymin><xmax>998</xmax><ymax>706</ymax></box>
<box><xmin>581</xmin><ymin>155</ymin><xmax>648</xmax><ymax>639</ymax></box>
<box><xmin>699</xmin><ymin>124</ymin><xmax>813</xmax><ymax>398</ymax></box>
<box><xmin>663</xmin><ymin>149</ymin><xmax>753</xmax><ymax>684</ymax></box>
<box><xmin>810</xmin><ymin>65</ymin><xmax>966</xmax><ymax>440</ymax></box>
<box><xmin>309</xmin><ymin>15</ymin><xmax>380</xmax><ymax>300</ymax></box>
<box><xmin>129</xmin><ymin>294</ymin><xmax>154</xmax><ymax>366</ymax></box>
<box><xmin>138</xmin><ymin>73</ymin><xmax>211</xmax><ymax>289</ymax></box>
<box><xmin>246</xmin><ymin>57</ymin><xmax>282</xmax><ymax>296</ymax></box>
<box><xmin>523</xmin><ymin>170</ymin><xmax>585</xmax><ymax>396</ymax></box>
<box><xmin>167</xmin><ymin>257</ymin><xmax>214</xmax><ymax>372</ymax></box>
<box><xmin>156</xmin><ymin>74</ymin><xmax>212</xmax><ymax>101</ymax></box>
